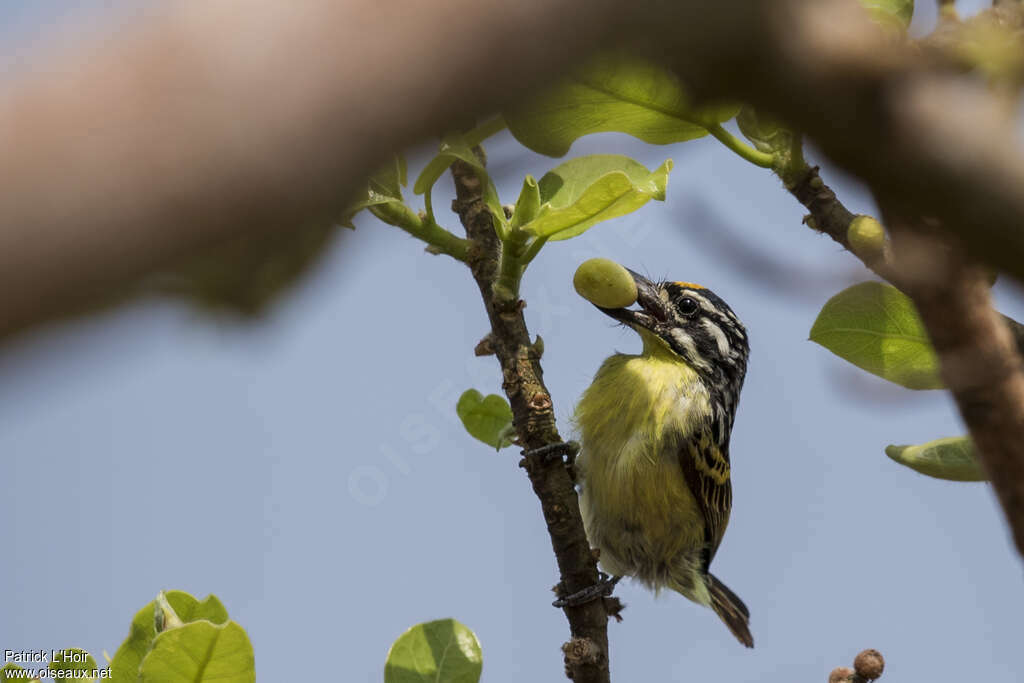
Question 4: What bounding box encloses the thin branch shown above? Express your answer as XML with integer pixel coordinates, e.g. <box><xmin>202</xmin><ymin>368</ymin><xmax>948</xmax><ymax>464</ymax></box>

<box><xmin>786</xmin><ymin>164</ymin><xmax>1024</xmax><ymax>357</ymax></box>
<box><xmin>449</xmin><ymin>157</ymin><xmax>612</xmax><ymax>683</ymax></box>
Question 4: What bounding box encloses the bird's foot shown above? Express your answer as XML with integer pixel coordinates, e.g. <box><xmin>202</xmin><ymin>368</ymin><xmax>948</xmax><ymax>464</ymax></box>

<box><xmin>552</xmin><ymin>573</ymin><xmax>621</xmax><ymax>608</ymax></box>
<box><xmin>520</xmin><ymin>441</ymin><xmax>579</xmax><ymax>465</ymax></box>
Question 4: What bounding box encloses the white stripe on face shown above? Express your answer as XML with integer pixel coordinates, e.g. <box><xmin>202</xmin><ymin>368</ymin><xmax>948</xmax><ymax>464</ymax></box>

<box><xmin>702</xmin><ymin>318</ymin><xmax>731</xmax><ymax>358</ymax></box>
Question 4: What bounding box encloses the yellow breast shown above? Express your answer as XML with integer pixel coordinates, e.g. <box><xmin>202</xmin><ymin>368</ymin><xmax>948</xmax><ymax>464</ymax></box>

<box><xmin>573</xmin><ymin>332</ymin><xmax>712</xmax><ymax>555</ymax></box>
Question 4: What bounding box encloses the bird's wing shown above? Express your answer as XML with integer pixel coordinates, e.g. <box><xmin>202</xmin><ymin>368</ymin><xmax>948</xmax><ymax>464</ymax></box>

<box><xmin>678</xmin><ymin>427</ymin><xmax>733</xmax><ymax>572</ymax></box>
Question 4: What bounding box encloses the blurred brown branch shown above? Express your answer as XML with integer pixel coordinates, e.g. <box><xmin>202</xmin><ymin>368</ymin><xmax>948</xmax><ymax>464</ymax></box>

<box><xmin>3</xmin><ymin>0</ymin><xmax>1024</xmax><ymax>341</ymax></box>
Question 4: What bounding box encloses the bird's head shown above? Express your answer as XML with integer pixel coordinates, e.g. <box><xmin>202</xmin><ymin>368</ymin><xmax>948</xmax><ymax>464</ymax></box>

<box><xmin>594</xmin><ymin>270</ymin><xmax>749</xmax><ymax>386</ymax></box>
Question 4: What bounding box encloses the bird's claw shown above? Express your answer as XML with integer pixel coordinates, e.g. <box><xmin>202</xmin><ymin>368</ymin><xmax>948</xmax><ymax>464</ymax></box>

<box><xmin>552</xmin><ymin>572</ymin><xmax>621</xmax><ymax>608</ymax></box>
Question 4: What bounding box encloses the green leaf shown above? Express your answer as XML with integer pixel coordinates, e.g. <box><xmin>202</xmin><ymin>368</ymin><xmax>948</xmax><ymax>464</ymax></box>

<box><xmin>457</xmin><ymin>390</ymin><xmax>515</xmax><ymax>450</ymax></box>
<box><xmin>736</xmin><ymin>106</ymin><xmax>789</xmax><ymax>154</ymax></box>
<box><xmin>2</xmin><ymin>664</ymin><xmax>37</xmax><ymax>682</ymax></box>
<box><xmin>522</xmin><ymin>155</ymin><xmax>671</xmax><ymax>241</ymax></box>
<box><xmin>49</xmin><ymin>649</ymin><xmax>98</xmax><ymax>682</ymax></box>
<box><xmin>810</xmin><ymin>281</ymin><xmax>943</xmax><ymax>390</ymax></box>
<box><xmin>385</xmin><ymin>619</ymin><xmax>482</xmax><ymax>683</ymax></box>
<box><xmin>110</xmin><ymin>591</ymin><xmax>230</xmax><ymax>683</ymax></box>
<box><xmin>505</xmin><ymin>51</ymin><xmax>739</xmax><ymax>158</ymax></box>
<box><xmin>510</xmin><ymin>175</ymin><xmax>541</xmax><ymax>229</ymax></box>
<box><xmin>340</xmin><ymin>155</ymin><xmax>408</xmax><ymax>227</ymax></box>
<box><xmin>859</xmin><ymin>0</ymin><xmax>914</xmax><ymax>30</ymax></box>
<box><xmin>414</xmin><ymin>134</ymin><xmax>506</xmax><ymax>233</ymax></box>
<box><xmin>139</xmin><ymin>621</ymin><xmax>254</xmax><ymax>683</ymax></box>
<box><xmin>886</xmin><ymin>436</ymin><xmax>987</xmax><ymax>482</ymax></box>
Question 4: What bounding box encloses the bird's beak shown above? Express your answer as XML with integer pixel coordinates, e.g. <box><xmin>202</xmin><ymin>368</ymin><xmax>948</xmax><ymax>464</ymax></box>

<box><xmin>597</xmin><ymin>269</ymin><xmax>668</xmax><ymax>330</ymax></box>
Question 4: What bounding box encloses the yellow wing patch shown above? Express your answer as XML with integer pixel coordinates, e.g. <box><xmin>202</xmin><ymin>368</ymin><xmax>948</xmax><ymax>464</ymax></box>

<box><xmin>673</xmin><ymin>281</ymin><xmax>706</xmax><ymax>290</ymax></box>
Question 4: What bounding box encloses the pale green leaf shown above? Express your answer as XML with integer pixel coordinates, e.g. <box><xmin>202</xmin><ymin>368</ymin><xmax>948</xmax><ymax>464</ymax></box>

<box><xmin>414</xmin><ymin>134</ymin><xmax>506</xmax><ymax>232</ymax></box>
<box><xmin>510</xmin><ymin>175</ymin><xmax>540</xmax><ymax>229</ymax></box>
<box><xmin>49</xmin><ymin>649</ymin><xmax>98</xmax><ymax>682</ymax></box>
<box><xmin>139</xmin><ymin>621</ymin><xmax>254</xmax><ymax>683</ymax></box>
<box><xmin>505</xmin><ymin>51</ymin><xmax>739</xmax><ymax>157</ymax></box>
<box><xmin>810</xmin><ymin>281</ymin><xmax>943</xmax><ymax>390</ymax></box>
<box><xmin>385</xmin><ymin>619</ymin><xmax>482</xmax><ymax>683</ymax></box>
<box><xmin>886</xmin><ymin>436</ymin><xmax>986</xmax><ymax>482</ymax></box>
<box><xmin>110</xmin><ymin>591</ymin><xmax>230</xmax><ymax>683</ymax></box>
<box><xmin>523</xmin><ymin>155</ymin><xmax>671</xmax><ymax>241</ymax></box>
<box><xmin>340</xmin><ymin>155</ymin><xmax>408</xmax><ymax>227</ymax></box>
<box><xmin>457</xmin><ymin>390</ymin><xmax>514</xmax><ymax>450</ymax></box>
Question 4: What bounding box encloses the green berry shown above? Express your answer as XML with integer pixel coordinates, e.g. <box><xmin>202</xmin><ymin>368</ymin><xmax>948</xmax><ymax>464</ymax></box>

<box><xmin>847</xmin><ymin>215</ymin><xmax>887</xmax><ymax>261</ymax></box>
<box><xmin>573</xmin><ymin>258</ymin><xmax>638</xmax><ymax>309</ymax></box>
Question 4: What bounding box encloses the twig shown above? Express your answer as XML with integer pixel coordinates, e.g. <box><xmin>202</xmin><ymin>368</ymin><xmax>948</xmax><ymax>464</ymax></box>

<box><xmin>449</xmin><ymin>157</ymin><xmax>612</xmax><ymax>683</ymax></box>
<box><xmin>786</xmin><ymin>164</ymin><xmax>1024</xmax><ymax>355</ymax></box>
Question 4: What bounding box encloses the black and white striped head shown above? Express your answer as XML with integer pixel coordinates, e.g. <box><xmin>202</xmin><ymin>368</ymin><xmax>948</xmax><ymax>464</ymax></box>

<box><xmin>594</xmin><ymin>271</ymin><xmax>749</xmax><ymax>391</ymax></box>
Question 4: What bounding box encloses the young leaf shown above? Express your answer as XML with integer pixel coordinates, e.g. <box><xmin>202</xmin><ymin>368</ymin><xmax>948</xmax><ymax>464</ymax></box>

<box><xmin>385</xmin><ymin>619</ymin><xmax>482</xmax><ymax>683</ymax></box>
<box><xmin>505</xmin><ymin>51</ymin><xmax>739</xmax><ymax>158</ymax></box>
<box><xmin>139</xmin><ymin>621</ymin><xmax>254</xmax><ymax>683</ymax></box>
<box><xmin>510</xmin><ymin>175</ymin><xmax>541</xmax><ymax>229</ymax></box>
<box><xmin>886</xmin><ymin>436</ymin><xmax>987</xmax><ymax>482</ymax></box>
<box><xmin>340</xmin><ymin>155</ymin><xmax>408</xmax><ymax>227</ymax></box>
<box><xmin>810</xmin><ymin>281</ymin><xmax>943</xmax><ymax>390</ymax></box>
<box><xmin>457</xmin><ymin>389</ymin><xmax>515</xmax><ymax>450</ymax></box>
<box><xmin>414</xmin><ymin>134</ymin><xmax>506</xmax><ymax>233</ymax></box>
<box><xmin>110</xmin><ymin>591</ymin><xmax>230</xmax><ymax>682</ymax></box>
<box><xmin>521</xmin><ymin>155</ymin><xmax>671</xmax><ymax>241</ymax></box>
<box><xmin>49</xmin><ymin>650</ymin><xmax>98</xmax><ymax>682</ymax></box>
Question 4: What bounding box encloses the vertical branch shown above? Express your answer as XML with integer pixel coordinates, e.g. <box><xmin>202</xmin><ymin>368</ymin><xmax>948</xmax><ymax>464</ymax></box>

<box><xmin>449</xmin><ymin>158</ymin><xmax>613</xmax><ymax>682</ymax></box>
<box><xmin>886</xmin><ymin>224</ymin><xmax>1024</xmax><ymax>558</ymax></box>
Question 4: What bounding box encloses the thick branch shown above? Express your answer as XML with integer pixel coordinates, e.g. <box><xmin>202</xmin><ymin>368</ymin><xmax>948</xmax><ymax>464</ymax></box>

<box><xmin>449</xmin><ymin>159</ymin><xmax>611</xmax><ymax>683</ymax></box>
<box><xmin>886</xmin><ymin>225</ymin><xmax>1024</xmax><ymax>557</ymax></box>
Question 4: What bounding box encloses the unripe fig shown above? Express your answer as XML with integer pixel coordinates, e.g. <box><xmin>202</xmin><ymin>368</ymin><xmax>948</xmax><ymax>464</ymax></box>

<box><xmin>573</xmin><ymin>258</ymin><xmax>638</xmax><ymax>309</ymax></box>
<box><xmin>847</xmin><ymin>215</ymin><xmax>887</xmax><ymax>261</ymax></box>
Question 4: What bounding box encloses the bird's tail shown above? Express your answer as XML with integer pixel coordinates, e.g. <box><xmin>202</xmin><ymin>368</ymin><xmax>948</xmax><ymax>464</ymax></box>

<box><xmin>708</xmin><ymin>574</ymin><xmax>754</xmax><ymax>648</ymax></box>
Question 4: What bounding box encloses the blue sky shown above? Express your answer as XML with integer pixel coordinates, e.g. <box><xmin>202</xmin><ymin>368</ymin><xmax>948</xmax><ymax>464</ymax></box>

<box><xmin>3</xmin><ymin>1</ymin><xmax>1022</xmax><ymax>681</ymax></box>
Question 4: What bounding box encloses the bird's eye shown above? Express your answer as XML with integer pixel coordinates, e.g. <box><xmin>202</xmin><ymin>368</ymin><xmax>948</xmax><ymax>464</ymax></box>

<box><xmin>678</xmin><ymin>297</ymin><xmax>699</xmax><ymax>317</ymax></box>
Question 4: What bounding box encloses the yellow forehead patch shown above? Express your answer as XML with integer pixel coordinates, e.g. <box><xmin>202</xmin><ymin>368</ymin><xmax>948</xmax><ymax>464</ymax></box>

<box><xmin>672</xmin><ymin>281</ymin><xmax>705</xmax><ymax>290</ymax></box>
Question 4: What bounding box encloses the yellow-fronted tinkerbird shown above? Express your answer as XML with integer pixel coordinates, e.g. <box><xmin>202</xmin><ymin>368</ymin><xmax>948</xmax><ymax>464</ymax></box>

<box><xmin>569</xmin><ymin>264</ymin><xmax>753</xmax><ymax>647</ymax></box>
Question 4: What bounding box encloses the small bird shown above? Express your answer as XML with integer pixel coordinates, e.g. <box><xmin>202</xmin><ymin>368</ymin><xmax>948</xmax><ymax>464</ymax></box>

<box><xmin>573</xmin><ymin>269</ymin><xmax>753</xmax><ymax>647</ymax></box>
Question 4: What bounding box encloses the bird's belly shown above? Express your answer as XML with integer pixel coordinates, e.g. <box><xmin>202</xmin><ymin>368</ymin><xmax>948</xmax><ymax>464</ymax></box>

<box><xmin>578</xmin><ymin>434</ymin><xmax>705</xmax><ymax>587</ymax></box>
<box><xmin>573</xmin><ymin>352</ymin><xmax>712</xmax><ymax>589</ymax></box>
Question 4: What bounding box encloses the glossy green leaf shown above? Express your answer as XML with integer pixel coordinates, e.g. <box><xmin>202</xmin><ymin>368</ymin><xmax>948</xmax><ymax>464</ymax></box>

<box><xmin>49</xmin><ymin>649</ymin><xmax>98</xmax><ymax>682</ymax></box>
<box><xmin>385</xmin><ymin>619</ymin><xmax>482</xmax><ymax>683</ymax></box>
<box><xmin>886</xmin><ymin>436</ymin><xmax>987</xmax><ymax>482</ymax></box>
<box><xmin>2</xmin><ymin>664</ymin><xmax>37</xmax><ymax>682</ymax></box>
<box><xmin>860</xmin><ymin>0</ymin><xmax>913</xmax><ymax>30</ymax></box>
<box><xmin>521</xmin><ymin>155</ymin><xmax>671</xmax><ymax>241</ymax></box>
<box><xmin>110</xmin><ymin>591</ymin><xmax>230</xmax><ymax>683</ymax></box>
<box><xmin>810</xmin><ymin>281</ymin><xmax>943</xmax><ymax>390</ymax></box>
<box><xmin>457</xmin><ymin>390</ymin><xmax>515</xmax><ymax>450</ymax></box>
<box><xmin>139</xmin><ymin>621</ymin><xmax>254</xmax><ymax>683</ymax></box>
<box><xmin>505</xmin><ymin>52</ymin><xmax>739</xmax><ymax>158</ymax></box>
